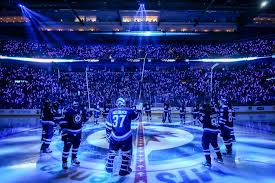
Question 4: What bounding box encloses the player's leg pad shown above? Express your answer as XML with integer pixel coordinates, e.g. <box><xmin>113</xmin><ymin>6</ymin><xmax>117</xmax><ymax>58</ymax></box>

<box><xmin>119</xmin><ymin>150</ymin><xmax>132</xmax><ymax>176</ymax></box>
<box><xmin>105</xmin><ymin>150</ymin><xmax>117</xmax><ymax>173</ymax></box>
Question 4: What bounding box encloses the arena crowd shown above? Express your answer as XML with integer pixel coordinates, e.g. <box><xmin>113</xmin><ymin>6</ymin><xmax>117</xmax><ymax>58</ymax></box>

<box><xmin>0</xmin><ymin>38</ymin><xmax>274</xmax><ymax>59</ymax></box>
<box><xmin>0</xmin><ymin>59</ymin><xmax>274</xmax><ymax>109</ymax></box>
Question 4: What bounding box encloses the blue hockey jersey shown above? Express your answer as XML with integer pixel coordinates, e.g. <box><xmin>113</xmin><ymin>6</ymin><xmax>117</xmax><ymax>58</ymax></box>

<box><xmin>106</xmin><ymin>107</ymin><xmax>138</xmax><ymax>142</ymax></box>
<box><xmin>144</xmin><ymin>104</ymin><xmax>151</xmax><ymax>112</ymax></box>
<box><xmin>219</xmin><ymin>105</ymin><xmax>234</xmax><ymax>130</ymax></box>
<box><xmin>61</xmin><ymin>107</ymin><xmax>88</xmax><ymax>135</ymax></box>
<box><xmin>164</xmin><ymin>104</ymin><xmax>171</xmax><ymax>113</ymax></box>
<box><xmin>94</xmin><ymin>104</ymin><xmax>101</xmax><ymax>118</ymax></box>
<box><xmin>179</xmin><ymin>106</ymin><xmax>185</xmax><ymax>114</ymax></box>
<box><xmin>199</xmin><ymin>107</ymin><xmax>220</xmax><ymax>133</ymax></box>
<box><xmin>41</xmin><ymin>105</ymin><xmax>55</xmax><ymax>126</ymax></box>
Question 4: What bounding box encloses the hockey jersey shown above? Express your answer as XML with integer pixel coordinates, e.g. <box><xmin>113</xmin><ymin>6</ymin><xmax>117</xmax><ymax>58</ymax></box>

<box><xmin>53</xmin><ymin>106</ymin><xmax>65</xmax><ymax>124</ymax></box>
<box><xmin>136</xmin><ymin>103</ymin><xmax>143</xmax><ymax>111</ymax></box>
<box><xmin>192</xmin><ymin>106</ymin><xmax>199</xmax><ymax>116</ymax></box>
<box><xmin>228</xmin><ymin>107</ymin><xmax>236</xmax><ymax>127</ymax></box>
<box><xmin>41</xmin><ymin>105</ymin><xmax>55</xmax><ymax>126</ymax></box>
<box><xmin>164</xmin><ymin>104</ymin><xmax>171</xmax><ymax>113</ymax></box>
<box><xmin>145</xmin><ymin>104</ymin><xmax>151</xmax><ymax>112</ymax></box>
<box><xmin>219</xmin><ymin>105</ymin><xmax>234</xmax><ymax>130</ymax></box>
<box><xmin>199</xmin><ymin>107</ymin><xmax>220</xmax><ymax>133</ymax></box>
<box><xmin>61</xmin><ymin>107</ymin><xmax>88</xmax><ymax>135</ymax></box>
<box><xmin>103</xmin><ymin>104</ymin><xmax>111</xmax><ymax>115</ymax></box>
<box><xmin>179</xmin><ymin>106</ymin><xmax>185</xmax><ymax>114</ymax></box>
<box><xmin>106</xmin><ymin>107</ymin><xmax>138</xmax><ymax>142</ymax></box>
<box><xmin>94</xmin><ymin>104</ymin><xmax>101</xmax><ymax>118</ymax></box>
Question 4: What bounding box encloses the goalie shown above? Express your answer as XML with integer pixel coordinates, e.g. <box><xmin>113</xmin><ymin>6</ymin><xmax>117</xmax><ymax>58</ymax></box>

<box><xmin>105</xmin><ymin>98</ymin><xmax>138</xmax><ymax>176</ymax></box>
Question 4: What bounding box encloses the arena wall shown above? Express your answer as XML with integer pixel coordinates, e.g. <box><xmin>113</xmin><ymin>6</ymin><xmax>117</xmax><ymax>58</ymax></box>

<box><xmin>0</xmin><ymin>106</ymin><xmax>274</xmax><ymax>116</ymax></box>
<box><xmin>0</xmin><ymin>106</ymin><xmax>274</xmax><ymax>137</ymax></box>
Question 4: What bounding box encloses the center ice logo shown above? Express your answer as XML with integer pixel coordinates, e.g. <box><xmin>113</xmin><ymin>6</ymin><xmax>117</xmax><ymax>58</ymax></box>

<box><xmin>85</xmin><ymin>125</ymin><xmax>204</xmax><ymax>170</ymax></box>
<box><xmin>86</xmin><ymin>126</ymin><xmax>194</xmax><ymax>153</ymax></box>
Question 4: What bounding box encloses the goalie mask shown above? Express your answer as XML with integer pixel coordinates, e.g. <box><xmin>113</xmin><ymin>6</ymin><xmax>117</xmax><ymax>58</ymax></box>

<box><xmin>116</xmin><ymin>98</ymin><xmax>126</xmax><ymax>107</ymax></box>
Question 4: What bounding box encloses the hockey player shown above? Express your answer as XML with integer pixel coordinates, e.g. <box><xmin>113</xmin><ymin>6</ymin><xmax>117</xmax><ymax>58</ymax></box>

<box><xmin>219</xmin><ymin>98</ymin><xmax>233</xmax><ymax>155</ymax></box>
<box><xmin>40</xmin><ymin>98</ymin><xmax>55</xmax><ymax>153</ymax></box>
<box><xmin>52</xmin><ymin>101</ymin><xmax>61</xmax><ymax>133</ymax></box>
<box><xmin>103</xmin><ymin>102</ymin><xmax>111</xmax><ymax>120</ymax></box>
<box><xmin>192</xmin><ymin>104</ymin><xmax>199</xmax><ymax>126</ymax></box>
<box><xmin>52</xmin><ymin>100</ymin><xmax>67</xmax><ymax>134</ymax></box>
<box><xmin>162</xmin><ymin>102</ymin><xmax>172</xmax><ymax>123</ymax></box>
<box><xmin>93</xmin><ymin>102</ymin><xmax>101</xmax><ymax>125</ymax></box>
<box><xmin>136</xmin><ymin>102</ymin><xmax>143</xmax><ymax>122</ymax></box>
<box><xmin>144</xmin><ymin>103</ymin><xmax>152</xmax><ymax>121</ymax></box>
<box><xmin>105</xmin><ymin>98</ymin><xmax>138</xmax><ymax>176</ymax></box>
<box><xmin>60</xmin><ymin>99</ymin><xmax>88</xmax><ymax>169</ymax></box>
<box><xmin>178</xmin><ymin>104</ymin><xmax>186</xmax><ymax>125</ymax></box>
<box><xmin>199</xmin><ymin>102</ymin><xmax>223</xmax><ymax>168</ymax></box>
<box><xmin>228</xmin><ymin>102</ymin><xmax>236</xmax><ymax>142</ymax></box>
<box><xmin>58</xmin><ymin>99</ymin><xmax>67</xmax><ymax>134</ymax></box>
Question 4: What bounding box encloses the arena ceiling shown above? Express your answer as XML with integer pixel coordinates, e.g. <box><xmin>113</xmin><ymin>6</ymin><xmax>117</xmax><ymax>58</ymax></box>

<box><xmin>0</xmin><ymin>0</ymin><xmax>274</xmax><ymax>11</ymax></box>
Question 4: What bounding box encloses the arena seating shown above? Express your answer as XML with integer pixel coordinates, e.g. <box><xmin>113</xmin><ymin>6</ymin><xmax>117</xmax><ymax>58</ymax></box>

<box><xmin>0</xmin><ymin>59</ymin><xmax>273</xmax><ymax>109</ymax></box>
<box><xmin>0</xmin><ymin>38</ymin><xmax>273</xmax><ymax>59</ymax></box>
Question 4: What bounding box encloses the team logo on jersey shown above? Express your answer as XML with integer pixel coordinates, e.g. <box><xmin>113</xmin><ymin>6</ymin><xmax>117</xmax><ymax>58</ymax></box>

<box><xmin>73</xmin><ymin>114</ymin><xmax>82</xmax><ymax>124</ymax></box>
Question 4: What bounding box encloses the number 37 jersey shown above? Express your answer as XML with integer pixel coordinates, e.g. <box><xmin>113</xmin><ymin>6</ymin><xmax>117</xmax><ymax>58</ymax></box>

<box><xmin>106</xmin><ymin>107</ymin><xmax>138</xmax><ymax>141</ymax></box>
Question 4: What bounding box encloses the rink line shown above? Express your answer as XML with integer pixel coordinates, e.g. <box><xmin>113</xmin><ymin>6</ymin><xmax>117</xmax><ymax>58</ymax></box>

<box><xmin>134</xmin><ymin>121</ymin><xmax>148</xmax><ymax>183</ymax></box>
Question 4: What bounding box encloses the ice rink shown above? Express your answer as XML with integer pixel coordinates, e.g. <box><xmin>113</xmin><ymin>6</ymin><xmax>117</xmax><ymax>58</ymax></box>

<box><xmin>0</xmin><ymin>114</ymin><xmax>274</xmax><ymax>183</ymax></box>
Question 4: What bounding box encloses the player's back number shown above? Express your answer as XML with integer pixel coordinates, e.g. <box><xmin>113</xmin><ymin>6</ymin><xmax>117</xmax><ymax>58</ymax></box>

<box><xmin>113</xmin><ymin>114</ymin><xmax>126</xmax><ymax>128</ymax></box>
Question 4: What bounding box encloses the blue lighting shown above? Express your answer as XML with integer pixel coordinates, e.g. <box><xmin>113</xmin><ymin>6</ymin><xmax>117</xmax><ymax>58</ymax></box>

<box><xmin>0</xmin><ymin>55</ymin><xmax>270</xmax><ymax>63</ymax></box>
<box><xmin>0</xmin><ymin>55</ymin><xmax>84</xmax><ymax>63</ymax></box>
<box><xmin>189</xmin><ymin>56</ymin><xmax>270</xmax><ymax>62</ymax></box>
<box><xmin>90</xmin><ymin>31</ymin><xmax>201</xmax><ymax>37</ymax></box>
<box><xmin>18</xmin><ymin>4</ymin><xmax>25</xmax><ymax>8</ymax></box>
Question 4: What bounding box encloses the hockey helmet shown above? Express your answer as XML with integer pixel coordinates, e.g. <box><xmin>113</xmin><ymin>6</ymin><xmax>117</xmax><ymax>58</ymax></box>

<box><xmin>116</xmin><ymin>97</ymin><xmax>126</xmax><ymax>107</ymax></box>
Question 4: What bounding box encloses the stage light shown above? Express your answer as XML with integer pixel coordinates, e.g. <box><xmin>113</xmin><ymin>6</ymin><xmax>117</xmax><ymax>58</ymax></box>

<box><xmin>143</xmin><ymin>31</ymin><xmax>152</xmax><ymax>36</ymax></box>
<box><xmin>0</xmin><ymin>55</ymin><xmax>270</xmax><ymax>63</ymax></box>
<box><xmin>17</xmin><ymin>4</ymin><xmax>25</xmax><ymax>8</ymax></box>
<box><xmin>0</xmin><ymin>55</ymin><xmax>83</xmax><ymax>63</ymax></box>
<box><xmin>260</xmin><ymin>1</ymin><xmax>269</xmax><ymax>8</ymax></box>
<box><xmin>190</xmin><ymin>56</ymin><xmax>270</xmax><ymax>63</ymax></box>
<box><xmin>90</xmin><ymin>31</ymin><xmax>200</xmax><ymax>36</ymax></box>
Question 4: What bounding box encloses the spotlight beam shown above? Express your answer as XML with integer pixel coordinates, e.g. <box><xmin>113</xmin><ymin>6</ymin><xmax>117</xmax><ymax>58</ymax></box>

<box><xmin>19</xmin><ymin>6</ymin><xmax>38</xmax><ymax>41</ymax></box>
<box><xmin>23</xmin><ymin>7</ymin><xmax>65</xmax><ymax>45</ymax></box>
<box><xmin>23</xmin><ymin>9</ymin><xmax>50</xmax><ymax>42</ymax></box>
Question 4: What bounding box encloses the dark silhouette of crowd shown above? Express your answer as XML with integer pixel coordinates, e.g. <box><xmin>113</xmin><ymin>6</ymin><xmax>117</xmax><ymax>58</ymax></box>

<box><xmin>0</xmin><ymin>59</ymin><xmax>274</xmax><ymax>109</ymax></box>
